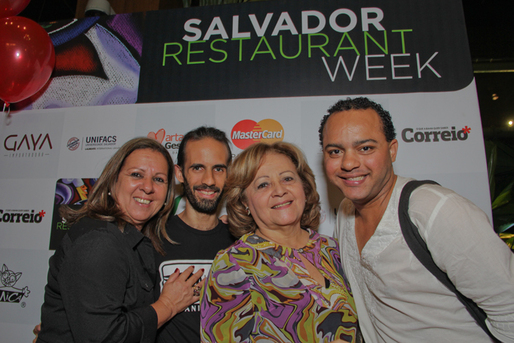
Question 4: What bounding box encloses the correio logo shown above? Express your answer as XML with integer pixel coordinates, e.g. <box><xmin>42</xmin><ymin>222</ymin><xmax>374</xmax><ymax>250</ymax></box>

<box><xmin>0</xmin><ymin>209</ymin><xmax>45</xmax><ymax>223</ymax></box>
<box><xmin>231</xmin><ymin>119</ymin><xmax>284</xmax><ymax>149</ymax></box>
<box><xmin>401</xmin><ymin>126</ymin><xmax>471</xmax><ymax>143</ymax></box>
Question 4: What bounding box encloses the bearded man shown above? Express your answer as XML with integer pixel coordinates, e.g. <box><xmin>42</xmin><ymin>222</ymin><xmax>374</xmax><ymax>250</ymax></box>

<box><xmin>155</xmin><ymin>126</ymin><xmax>235</xmax><ymax>343</ymax></box>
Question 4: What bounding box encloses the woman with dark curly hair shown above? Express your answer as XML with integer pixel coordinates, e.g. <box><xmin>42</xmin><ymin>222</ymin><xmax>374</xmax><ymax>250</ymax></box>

<box><xmin>200</xmin><ymin>142</ymin><xmax>360</xmax><ymax>343</ymax></box>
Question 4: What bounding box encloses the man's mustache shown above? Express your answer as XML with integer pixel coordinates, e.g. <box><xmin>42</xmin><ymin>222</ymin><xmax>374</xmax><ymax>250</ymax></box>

<box><xmin>193</xmin><ymin>185</ymin><xmax>221</xmax><ymax>193</ymax></box>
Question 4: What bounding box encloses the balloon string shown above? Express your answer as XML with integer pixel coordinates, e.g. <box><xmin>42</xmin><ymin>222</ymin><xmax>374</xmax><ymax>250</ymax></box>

<box><xmin>3</xmin><ymin>102</ymin><xmax>11</xmax><ymax>126</ymax></box>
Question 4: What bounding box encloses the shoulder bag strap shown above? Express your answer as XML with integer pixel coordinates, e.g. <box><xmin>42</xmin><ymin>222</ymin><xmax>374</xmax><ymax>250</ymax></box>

<box><xmin>399</xmin><ymin>180</ymin><xmax>499</xmax><ymax>342</ymax></box>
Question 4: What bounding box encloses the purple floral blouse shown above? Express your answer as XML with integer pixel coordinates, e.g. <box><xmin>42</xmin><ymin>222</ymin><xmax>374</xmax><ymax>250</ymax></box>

<box><xmin>200</xmin><ymin>229</ymin><xmax>359</xmax><ymax>343</ymax></box>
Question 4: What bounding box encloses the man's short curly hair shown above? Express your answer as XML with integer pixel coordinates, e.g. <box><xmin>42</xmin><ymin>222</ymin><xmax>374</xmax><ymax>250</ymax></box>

<box><xmin>318</xmin><ymin>97</ymin><xmax>396</xmax><ymax>147</ymax></box>
<box><xmin>225</xmin><ymin>142</ymin><xmax>320</xmax><ymax>238</ymax></box>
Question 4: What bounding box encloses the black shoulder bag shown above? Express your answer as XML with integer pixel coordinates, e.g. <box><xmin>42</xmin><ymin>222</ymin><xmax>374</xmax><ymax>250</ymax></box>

<box><xmin>399</xmin><ymin>180</ymin><xmax>500</xmax><ymax>342</ymax></box>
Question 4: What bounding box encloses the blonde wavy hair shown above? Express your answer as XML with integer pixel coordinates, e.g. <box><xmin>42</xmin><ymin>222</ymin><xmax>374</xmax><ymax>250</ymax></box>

<box><xmin>225</xmin><ymin>142</ymin><xmax>320</xmax><ymax>238</ymax></box>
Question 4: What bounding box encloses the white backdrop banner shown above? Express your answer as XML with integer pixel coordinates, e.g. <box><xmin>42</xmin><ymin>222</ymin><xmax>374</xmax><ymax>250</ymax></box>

<box><xmin>0</xmin><ymin>0</ymin><xmax>488</xmax><ymax>341</ymax></box>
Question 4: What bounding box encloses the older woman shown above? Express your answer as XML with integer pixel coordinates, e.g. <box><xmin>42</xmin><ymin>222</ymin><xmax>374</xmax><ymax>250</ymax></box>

<box><xmin>200</xmin><ymin>142</ymin><xmax>360</xmax><ymax>343</ymax></box>
<box><xmin>37</xmin><ymin>137</ymin><xmax>204</xmax><ymax>343</ymax></box>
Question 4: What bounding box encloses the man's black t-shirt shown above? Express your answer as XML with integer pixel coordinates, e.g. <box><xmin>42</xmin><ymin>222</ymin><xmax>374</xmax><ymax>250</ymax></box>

<box><xmin>155</xmin><ymin>215</ymin><xmax>235</xmax><ymax>343</ymax></box>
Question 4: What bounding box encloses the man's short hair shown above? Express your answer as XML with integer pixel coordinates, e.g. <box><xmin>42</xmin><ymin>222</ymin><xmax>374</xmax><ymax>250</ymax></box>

<box><xmin>177</xmin><ymin>126</ymin><xmax>232</xmax><ymax>168</ymax></box>
<box><xmin>318</xmin><ymin>97</ymin><xmax>397</xmax><ymax>146</ymax></box>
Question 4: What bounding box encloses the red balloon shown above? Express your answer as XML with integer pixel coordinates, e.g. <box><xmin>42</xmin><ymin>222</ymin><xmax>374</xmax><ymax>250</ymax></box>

<box><xmin>0</xmin><ymin>0</ymin><xmax>31</xmax><ymax>18</ymax></box>
<box><xmin>0</xmin><ymin>16</ymin><xmax>55</xmax><ymax>104</ymax></box>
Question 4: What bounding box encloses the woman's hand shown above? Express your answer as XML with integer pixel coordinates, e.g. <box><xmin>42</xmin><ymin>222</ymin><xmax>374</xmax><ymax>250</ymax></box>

<box><xmin>32</xmin><ymin>323</ymin><xmax>41</xmax><ymax>343</ymax></box>
<box><xmin>151</xmin><ymin>266</ymin><xmax>205</xmax><ymax>328</ymax></box>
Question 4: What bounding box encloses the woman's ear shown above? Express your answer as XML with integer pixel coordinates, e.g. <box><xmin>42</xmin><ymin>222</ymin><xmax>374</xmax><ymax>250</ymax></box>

<box><xmin>175</xmin><ymin>164</ymin><xmax>184</xmax><ymax>184</ymax></box>
<box><xmin>241</xmin><ymin>197</ymin><xmax>251</xmax><ymax>216</ymax></box>
<box><xmin>240</xmin><ymin>194</ymin><xmax>248</xmax><ymax>209</ymax></box>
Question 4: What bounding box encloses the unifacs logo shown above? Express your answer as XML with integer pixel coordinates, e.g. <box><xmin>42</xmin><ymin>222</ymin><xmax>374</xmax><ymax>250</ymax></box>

<box><xmin>147</xmin><ymin>129</ymin><xmax>184</xmax><ymax>150</ymax></box>
<box><xmin>231</xmin><ymin>119</ymin><xmax>284</xmax><ymax>149</ymax></box>
<box><xmin>66</xmin><ymin>136</ymin><xmax>118</xmax><ymax>151</ymax></box>
<box><xmin>401</xmin><ymin>126</ymin><xmax>471</xmax><ymax>143</ymax></box>
<box><xmin>3</xmin><ymin>133</ymin><xmax>53</xmax><ymax>157</ymax></box>
<box><xmin>0</xmin><ymin>209</ymin><xmax>46</xmax><ymax>223</ymax></box>
<box><xmin>83</xmin><ymin>135</ymin><xmax>117</xmax><ymax>150</ymax></box>
<box><xmin>84</xmin><ymin>136</ymin><xmax>117</xmax><ymax>144</ymax></box>
<box><xmin>0</xmin><ymin>264</ymin><xmax>30</xmax><ymax>305</ymax></box>
<box><xmin>67</xmin><ymin>137</ymin><xmax>80</xmax><ymax>151</ymax></box>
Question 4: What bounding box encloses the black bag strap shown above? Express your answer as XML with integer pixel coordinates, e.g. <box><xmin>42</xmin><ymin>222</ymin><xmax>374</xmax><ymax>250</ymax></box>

<box><xmin>399</xmin><ymin>180</ymin><xmax>500</xmax><ymax>342</ymax></box>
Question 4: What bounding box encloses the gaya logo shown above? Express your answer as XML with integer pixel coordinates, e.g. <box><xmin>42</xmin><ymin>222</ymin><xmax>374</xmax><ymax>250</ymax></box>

<box><xmin>148</xmin><ymin>129</ymin><xmax>184</xmax><ymax>150</ymax></box>
<box><xmin>0</xmin><ymin>264</ymin><xmax>30</xmax><ymax>305</ymax></box>
<box><xmin>401</xmin><ymin>126</ymin><xmax>471</xmax><ymax>143</ymax></box>
<box><xmin>231</xmin><ymin>119</ymin><xmax>284</xmax><ymax>149</ymax></box>
<box><xmin>3</xmin><ymin>133</ymin><xmax>53</xmax><ymax>151</ymax></box>
<box><xmin>0</xmin><ymin>209</ymin><xmax>46</xmax><ymax>223</ymax></box>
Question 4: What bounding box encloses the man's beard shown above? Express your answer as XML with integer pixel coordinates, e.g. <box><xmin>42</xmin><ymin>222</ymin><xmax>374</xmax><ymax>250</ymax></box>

<box><xmin>182</xmin><ymin>176</ymin><xmax>222</xmax><ymax>215</ymax></box>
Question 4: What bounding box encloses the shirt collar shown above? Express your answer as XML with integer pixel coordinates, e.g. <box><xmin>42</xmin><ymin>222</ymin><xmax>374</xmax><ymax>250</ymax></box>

<box><xmin>121</xmin><ymin>223</ymin><xmax>147</xmax><ymax>249</ymax></box>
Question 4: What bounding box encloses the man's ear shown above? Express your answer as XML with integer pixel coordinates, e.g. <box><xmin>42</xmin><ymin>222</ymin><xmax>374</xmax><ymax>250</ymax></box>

<box><xmin>175</xmin><ymin>165</ymin><xmax>184</xmax><ymax>184</ymax></box>
<box><xmin>389</xmin><ymin>139</ymin><xmax>398</xmax><ymax>163</ymax></box>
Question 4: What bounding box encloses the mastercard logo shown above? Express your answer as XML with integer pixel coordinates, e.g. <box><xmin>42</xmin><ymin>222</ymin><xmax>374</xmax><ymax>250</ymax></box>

<box><xmin>231</xmin><ymin>119</ymin><xmax>284</xmax><ymax>149</ymax></box>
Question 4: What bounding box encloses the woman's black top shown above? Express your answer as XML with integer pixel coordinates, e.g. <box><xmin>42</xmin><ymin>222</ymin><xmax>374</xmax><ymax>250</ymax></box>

<box><xmin>37</xmin><ymin>217</ymin><xmax>158</xmax><ymax>343</ymax></box>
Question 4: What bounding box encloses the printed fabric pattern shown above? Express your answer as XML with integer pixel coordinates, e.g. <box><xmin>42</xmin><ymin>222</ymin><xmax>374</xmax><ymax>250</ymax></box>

<box><xmin>201</xmin><ymin>229</ymin><xmax>359</xmax><ymax>343</ymax></box>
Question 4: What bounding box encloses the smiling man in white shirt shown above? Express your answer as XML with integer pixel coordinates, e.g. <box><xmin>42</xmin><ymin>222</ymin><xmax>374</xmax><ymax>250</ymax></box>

<box><xmin>319</xmin><ymin>97</ymin><xmax>514</xmax><ymax>343</ymax></box>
